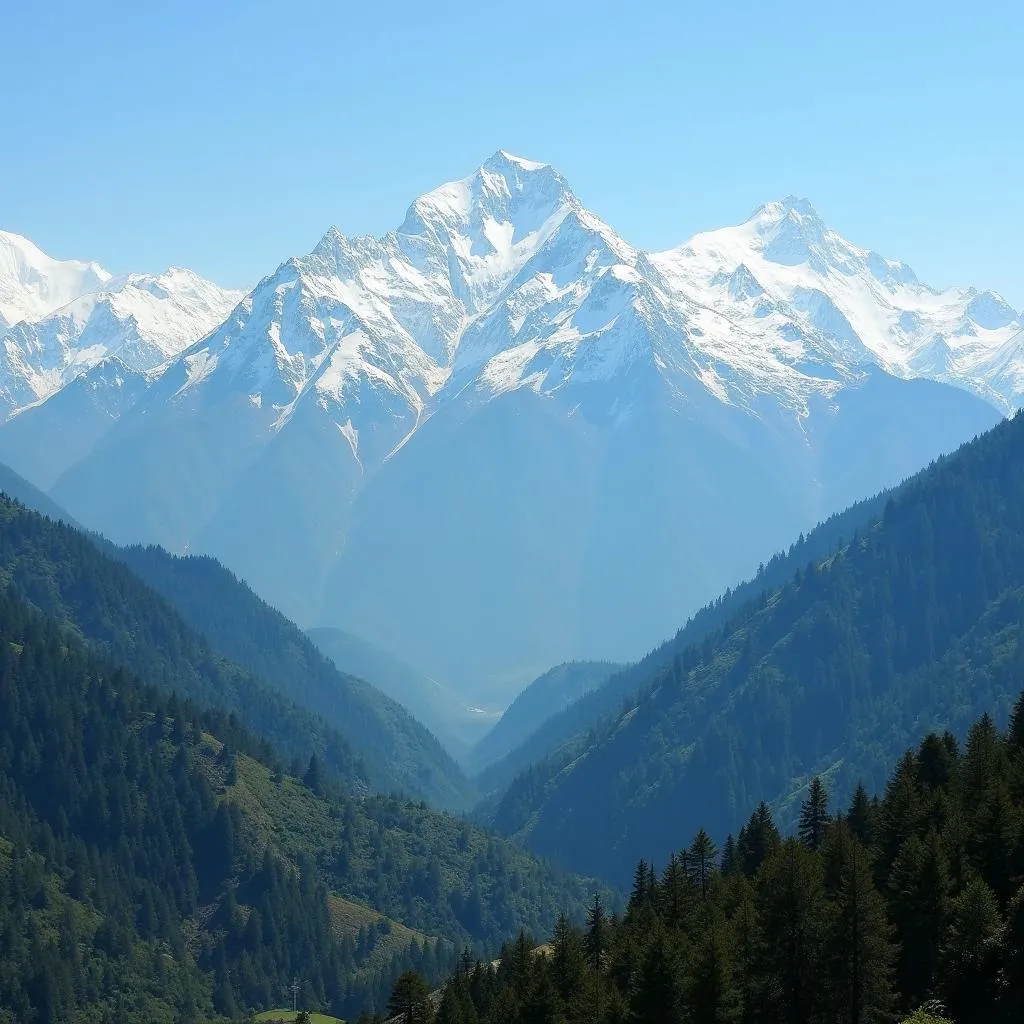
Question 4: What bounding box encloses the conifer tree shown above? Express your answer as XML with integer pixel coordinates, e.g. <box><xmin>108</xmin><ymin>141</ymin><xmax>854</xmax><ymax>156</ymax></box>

<box><xmin>827</xmin><ymin>839</ymin><xmax>894</xmax><ymax>1024</ymax></box>
<box><xmin>585</xmin><ymin>895</ymin><xmax>606</xmax><ymax>1024</ymax></box>
<box><xmin>685</xmin><ymin>911</ymin><xmax>736</xmax><ymax>1024</ymax></box>
<box><xmin>523</xmin><ymin>965</ymin><xmax>561</xmax><ymax>1024</ymax></box>
<box><xmin>999</xmin><ymin>883</ymin><xmax>1024</xmax><ymax>1024</ymax></box>
<box><xmin>659</xmin><ymin>854</ymin><xmax>691</xmax><ymax>928</ymax></box>
<box><xmin>721</xmin><ymin>835</ymin><xmax>738</xmax><ymax>875</ymax></box>
<box><xmin>846</xmin><ymin>784</ymin><xmax>875</xmax><ymax>848</ymax></box>
<box><xmin>630</xmin><ymin>935</ymin><xmax>682</xmax><ymax>1024</ymax></box>
<box><xmin>388</xmin><ymin>970</ymin><xmax>432</xmax><ymax>1024</ymax></box>
<box><xmin>737</xmin><ymin>803</ymin><xmax>780</xmax><ymax>876</ymax></box>
<box><xmin>730</xmin><ymin>892</ymin><xmax>763</xmax><ymax>1024</ymax></box>
<box><xmin>551</xmin><ymin>913</ymin><xmax>586</xmax><ymax>1006</ymax></box>
<box><xmin>630</xmin><ymin>859</ymin><xmax>649</xmax><ymax>910</ymax></box>
<box><xmin>888</xmin><ymin>831</ymin><xmax>950</xmax><ymax>1007</ymax></box>
<box><xmin>942</xmin><ymin>875</ymin><xmax>1002</xmax><ymax>1024</ymax></box>
<box><xmin>687</xmin><ymin>828</ymin><xmax>719</xmax><ymax>899</ymax></box>
<box><xmin>756</xmin><ymin>839</ymin><xmax>830</xmax><ymax>1024</ymax></box>
<box><xmin>878</xmin><ymin>752</ymin><xmax>923</xmax><ymax>873</ymax></box>
<box><xmin>1008</xmin><ymin>690</ymin><xmax>1024</xmax><ymax>756</ymax></box>
<box><xmin>303</xmin><ymin>754</ymin><xmax>324</xmax><ymax>796</ymax></box>
<box><xmin>798</xmin><ymin>777</ymin><xmax>830</xmax><ymax>852</ymax></box>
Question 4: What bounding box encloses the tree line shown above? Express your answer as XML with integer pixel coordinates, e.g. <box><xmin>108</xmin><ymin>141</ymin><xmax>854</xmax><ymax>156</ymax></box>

<box><xmin>410</xmin><ymin>691</ymin><xmax>1024</xmax><ymax>1024</ymax></box>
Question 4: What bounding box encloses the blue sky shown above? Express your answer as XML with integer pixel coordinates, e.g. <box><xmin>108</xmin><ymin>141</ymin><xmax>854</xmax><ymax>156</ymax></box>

<box><xmin>4</xmin><ymin>0</ymin><xmax>1022</xmax><ymax>304</ymax></box>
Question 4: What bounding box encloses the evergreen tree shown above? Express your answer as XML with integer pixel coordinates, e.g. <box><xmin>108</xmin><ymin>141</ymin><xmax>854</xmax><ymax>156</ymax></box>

<box><xmin>523</xmin><ymin>966</ymin><xmax>561</xmax><ymax>1024</ymax></box>
<box><xmin>629</xmin><ymin>859</ymin><xmax>650</xmax><ymax>911</ymax></box>
<box><xmin>686</xmin><ymin>828</ymin><xmax>718</xmax><ymax>899</ymax></box>
<box><xmin>736</xmin><ymin>803</ymin><xmax>780</xmax><ymax>876</ymax></box>
<box><xmin>756</xmin><ymin>839</ymin><xmax>830</xmax><ymax>1024</ymax></box>
<box><xmin>658</xmin><ymin>854</ymin><xmax>692</xmax><ymax>929</ymax></box>
<box><xmin>846</xmin><ymin>784</ymin><xmax>875</xmax><ymax>848</ymax></box>
<box><xmin>888</xmin><ymin>831</ymin><xmax>950</xmax><ymax>1007</ymax></box>
<box><xmin>585</xmin><ymin>895</ymin><xmax>607</xmax><ymax>1024</ymax></box>
<box><xmin>999</xmin><ymin>883</ymin><xmax>1024</xmax><ymax>1024</ymax></box>
<box><xmin>1008</xmin><ymin>690</ymin><xmax>1024</xmax><ymax>756</ymax></box>
<box><xmin>721</xmin><ymin>835</ymin><xmax>738</xmax><ymax>876</ymax></box>
<box><xmin>827</xmin><ymin>838</ymin><xmax>894</xmax><ymax>1024</ymax></box>
<box><xmin>798</xmin><ymin>777</ymin><xmax>830</xmax><ymax>852</ymax></box>
<box><xmin>303</xmin><ymin>754</ymin><xmax>324</xmax><ymax>797</ymax></box>
<box><xmin>942</xmin><ymin>875</ymin><xmax>1002</xmax><ymax>1024</ymax></box>
<box><xmin>388</xmin><ymin>970</ymin><xmax>432</xmax><ymax>1024</ymax></box>
<box><xmin>685</xmin><ymin>912</ymin><xmax>736</xmax><ymax>1024</ymax></box>
<box><xmin>551</xmin><ymin>913</ymin><xmax>586</xmax><ymax>1006</ymax></box>
<box><xmin>629</xmin><ymin>935</ymin><xmax>682</xmax><ymax>1024</ymax></box>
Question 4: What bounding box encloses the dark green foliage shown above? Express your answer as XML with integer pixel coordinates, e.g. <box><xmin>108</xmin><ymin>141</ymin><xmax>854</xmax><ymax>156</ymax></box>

<box><xmin>0</xmin><ymin>577</ymin><xmax>612</xmax><ymax>1021</ymax></box>
<box><xmin>475</xmin><ymin>489</ymin><xmax>898</xmax><ymax>808</ymax></box>
<box><xmin>798</xmin><ymin>778</ymin><xmax>830</xmax><ymax>852</ymax></box>
<box><xmin>440</xmin><ymin>700</ymin><xmax>1024</xmax><ymax>1024</ymax></box>
<box><xmin>0</xmin><ymin>588</ymin><xmax>348</xmax><ymax>1021</ymax></box>
<box><xmin>0</xmin><ymin>494</ymin><xmax>370</xmax><ymax>795</ymax></box>
<box><xmin>687</xmin><ymin>828</ymin><xmax>718</xmax><ymax>898</ymax></box>
<box><xmin>631</xmin><ymin>935</ymin><xmax>683</xmax><ymax>1024</ymax></box>
<box><xmin>387</xmin><ymin>970</ymin><xmax>433</xmax><ymax>1024</ymax></box>
<box><xmin>491</xmin><ymin>412</ymin><xmax>1024</xmax><ymax>883</ymax></box>
<box><xmin>118</xmin><ymin>547</ymin><xmax>474</xmax><ymax>808</ymax></box>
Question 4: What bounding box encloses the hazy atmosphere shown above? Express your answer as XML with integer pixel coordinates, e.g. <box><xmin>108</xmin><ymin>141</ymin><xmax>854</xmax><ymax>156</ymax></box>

<box><xmin>1</xmin><ymin>3</ymin><xmax>1022</xmax><ymax>1023</ymax></box>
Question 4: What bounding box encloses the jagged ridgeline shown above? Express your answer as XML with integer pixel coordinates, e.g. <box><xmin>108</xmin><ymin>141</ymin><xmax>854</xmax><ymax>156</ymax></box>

<box><xmin>432</xmin><ymin>696</ymin><xmax>1024</xmax><ymax>1024</ymax></box>
<box><xmin>489</xmin><ymin>410</ymin><xmax>1024</xmax><ymax>883</ymax></box>
<box><xmin>15</xmin><ymin>157</ymin><xmax>1009</xmax><ymax>698</ymax></box>
<box><xmin>0</xmin><ymin>583</ymin><xmax>611</xmax><ymax>1022</ymax></box>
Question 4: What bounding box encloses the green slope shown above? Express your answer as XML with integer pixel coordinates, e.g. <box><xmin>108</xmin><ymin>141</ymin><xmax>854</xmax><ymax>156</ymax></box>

<box><xmin>490</xmin><ymin>412</ymin><xmax>1024</xmax><ymax>884</ymax></box>
<box><xmin>435</xmin><ymin>695</ymin><xmax>1024</xmax><ymax>1024</ymax></box>
<box><xmin>0</xmin><ymin>494</ymin><xmax>373</xmax><ymax>795</ymax></box>
<box><xmin>117</xmin><ymin>547</ymin><xmax>476</xmax><ymax>809</ymax></box>
<box><xmin>0</xmin><ymin>585</ymin><xmax>614</xmax><ymax>1022</ymax></box>
<box><xmin>473</xmin><ymin>488</ymin><xmax>897</xmax><ymax>805</ymax></box>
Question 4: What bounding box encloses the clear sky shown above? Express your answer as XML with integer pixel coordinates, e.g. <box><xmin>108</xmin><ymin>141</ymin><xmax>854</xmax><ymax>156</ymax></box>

<box><xmin>4</xmin><ymin>0</ymin><xmax>1022</xmax><ymax>305</ymax></box>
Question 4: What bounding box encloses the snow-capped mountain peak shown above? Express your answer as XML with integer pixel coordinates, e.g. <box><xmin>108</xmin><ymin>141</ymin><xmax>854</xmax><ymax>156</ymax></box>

<box><xmin>392</xmin><ymin>150</ymin><xmax>579</xmax><ymax>317</ymax></box>
<box><xmin>17</xmin><ymin>153</ymin><xmax>1016</xmax><ymax>695</ymax></box>
<box><xmin>652</xmin><ymin>198</ymin><xmax>1024</xmax><ymax>409</ymax></box>
<box><xmin>0</xmin><ymin>240</ymin><xmax>243</xmax><ymax>420</ymax></box>
<box><xmin>0</xmin><ymin>229</ymin><xmax>112</xmax><ymax>326</ymax></box>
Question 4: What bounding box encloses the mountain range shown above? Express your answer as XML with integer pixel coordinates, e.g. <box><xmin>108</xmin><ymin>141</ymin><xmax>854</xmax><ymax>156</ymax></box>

<box><xmin>2</xmin><ymin>152</ymin><xmax>1019</xmax><ymax>696</ymax></box>
<box><xmin>0</xmin><ymin>229</ymin><xmax>243</xmax><ymax>487</ymax></box>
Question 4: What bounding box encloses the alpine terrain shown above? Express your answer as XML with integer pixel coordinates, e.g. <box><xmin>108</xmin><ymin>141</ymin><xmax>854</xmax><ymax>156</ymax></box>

<box><xmin>6</xmin><ymin>153</ymin><xmax>1018</xmax><ymax>696</ymax></box>
<box><xmin>0</xmin><ymin>230</ymin><xmax>243</xmax><ymax>487</ymax></box>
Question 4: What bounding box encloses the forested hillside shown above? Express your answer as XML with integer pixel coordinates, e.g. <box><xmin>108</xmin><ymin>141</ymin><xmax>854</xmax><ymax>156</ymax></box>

<box><xmin>489</xmin><ymin>412</ymin><xmax>1024</xmax><ymax>883</ymax></box>
<box><xmin>474</xmin><ymin>489</ymin><xmax>895</xmax><ymax>800</ymax></box>
<box><xmin>0</xmin><ymin>587</ymin><xmax>612</xmax><ymax>1022</ymax></box>
<box><xmin>435</xmin><ymin>698</ymin><xmax>1024</xmax><ymax>1024</ymax></box>
<box><xmin>0</xmin><ymin>496</ymin><xmax>371</xmax><ymax>795</ymax></box>
<box><xmin>116</xmin><ymin>546</ymin><xmax>475</xmax><ymax>809</ymax></box>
